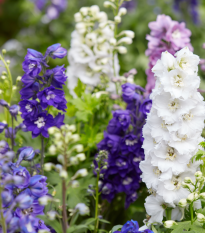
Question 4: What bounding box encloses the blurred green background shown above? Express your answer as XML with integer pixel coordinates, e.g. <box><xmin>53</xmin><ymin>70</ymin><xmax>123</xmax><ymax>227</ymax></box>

<box><xmin>1</xmin><ymin>0</ymin><xmax>205</xmax><ymax>228</ymax></box>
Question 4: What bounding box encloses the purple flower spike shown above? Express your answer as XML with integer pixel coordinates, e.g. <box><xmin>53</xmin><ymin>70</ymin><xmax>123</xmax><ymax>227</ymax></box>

<box><xmin>19</xmin><ymin>100</ymin><xmax>39</xmax><ymax>119</ymax></box>
<box><xmin>122</xmin><ymin>83</ymin><xmax>144</xmax><ymax>103</ymax></box>
<box><xmin>14</xmin><ymin>194</ymin><xmax>33</xmax><ymax>209</ymax></box>
<box><xmin>140</xmin><ymin>99</ymin><xmax>152</xmax><ymax>115</ymax></box>
<box><xmin>23</xmin><ymin>112</ymin><xmax>55</xmax><ymax>138</ymax></box>
<box><xmin>0</xmin><ymin>122</ymin><xmax>7</xmax><ymax>133</ymax></box>
<box><xmin>37</xmin><ymin>86</ymin><xmax>67</xmax><ymax>111</ymax></box>
<box><xmin>9</xmin><ymin>105</ymin><xmax>20</xmax><ymax>120</ymax></box>
<box><xmin>45</xmin><ymin>43</ymin><xmax>67</xmax><ymax>59</ymax></box>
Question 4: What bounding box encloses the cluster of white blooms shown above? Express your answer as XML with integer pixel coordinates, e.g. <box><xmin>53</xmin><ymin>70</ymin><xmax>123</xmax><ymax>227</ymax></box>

<box><xmin>67</xmin><ymin>4</ymin><xmax>134</xmax><ymax>96</ymax></box>
<box><xmin>139</xmin><ymin>47</ymin><xmax>205</xmax><ymax>224</ymax></box>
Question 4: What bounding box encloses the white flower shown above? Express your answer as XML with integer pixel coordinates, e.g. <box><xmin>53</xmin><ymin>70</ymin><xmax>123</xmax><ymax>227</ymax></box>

<box><xmin>73</xmin><ymin>144</ymin><xmax>84</xmax><ymax>152</ymax></box>
<box><xmin>76</xmin><ymin>153</ymin><xmax>86</xmax><ymax>161</ymax></box>
<box><xmin>71</xmin><ymin>180</ymin><xmax>80</xmax><ymax>188</ymax></box>
<box><xmin>75</xmin><ymin>203</ymin><xmax>90</xmax><ymax>215</ymax></box>
<box><xmin>70</xmin><ymin>156</ymin><xmax>79</xmax><ymax>165</ymax></box>
<box><xmin>44</xmin><ymin>163</ymin><xmax>55</xmax><ymax>171</ymax></box>
<box><xmin>164</xmin><ymin>220</ymin><xmax>177</xmax><ymax>228</ymax></box>
<box><xmin>178</xmin><ymin>198</ymin><xmax>187</xmax><ymax>208</ymax></box>
<box><xmin>47</xmin><ymin>211</ymin><xmax>57</xmax><ymax>220</ymax></box>
<box><xmin>74</xmin><ymin>168</ymin><xmax>88</xmax><ymax>178</ymax></box>
<box><xmin>38</xmin><ymin>195</ymin><xmax>52</xmax><ymax>206</ymax></box>
<box><xmin>196</xmin><ymin>213</ymin><xmax>205</xmax><ymax>223</ymax></box>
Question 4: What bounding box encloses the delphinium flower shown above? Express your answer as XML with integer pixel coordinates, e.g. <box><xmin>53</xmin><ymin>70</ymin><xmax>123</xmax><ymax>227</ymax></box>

<box><xmin>19</xmin><ymin>44</ymin><xmax>67</xmax><ymax>171</ymax></box>
<box><xmin>145</xmin><ymin>14</ymin><xmax>193</xmax><ymax>95</ymax></box>
<box><xmin>95</xmin><ymin>83</ymin><xmax>151</xmax><ymax>208</ymax></box>
<box><xmin>121</xmin><ymin>0</ymin><xmax>137</xmax><ymax>11</ymax></box>
<box><xmin>30</xmin><ymin>0</ymin><xmax>68</xmax><ymax>22</ymax></box>
<box><xmin>140</xmin><ymin>47</ymin><xmax>205</xmax><ymax>224</ymax></box>
<box><xmin>67</xmin><ymin>2</ymin><xmax>135</xmax><ymax>96</ymax></box>
<box><xmin>0</xmin><ymin>141</ymin><xmax>52</xmax><ymax>233</ymax></box>
<box><xmin>113</xmin><ymin>220</ymin><xmax>153</xmax><ymax>233</ymax></box>
<box><xmin>173</xmin><ymin>0</ymin><xmax>200</xmax><ymax>24</ymax></box>
<box><xmin>43</xmin><ymin>124</ymin><xmax>88</xmax><ymax>233</ymax></box>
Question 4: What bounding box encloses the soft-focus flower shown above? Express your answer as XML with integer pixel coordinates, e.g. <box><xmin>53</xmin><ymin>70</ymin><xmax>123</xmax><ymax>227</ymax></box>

<box><xmin>29</xmin><ymin>175</ymin><xmax>48</xmax><ymax>198</ymax></box>
<box><xmin>75</xmin><ymin>203</ymin><xmax>90</xmax><ymax>216</ymax></box>
<box><xmin>45</xmin><ymin>43</ymin><xmax>67</xmax><ymax>59</ymax></box>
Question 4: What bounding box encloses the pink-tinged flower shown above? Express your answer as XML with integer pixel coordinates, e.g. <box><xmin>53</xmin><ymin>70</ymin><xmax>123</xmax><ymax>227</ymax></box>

<box><xmin>145</xmin><ymin>14</ymin><xmax>193</xmax><ymax>95</ymax></box>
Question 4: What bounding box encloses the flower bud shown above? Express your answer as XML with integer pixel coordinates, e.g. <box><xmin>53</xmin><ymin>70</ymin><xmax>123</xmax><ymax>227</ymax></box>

<box><xmin>74</xmin><ymin>168</ymin><xmax>88</xmax><ymax>178</ymax></box>
<box><xmin>48</xmin><ymin>145</ymin><xmax>57</xmax><ymax>155</ymax></box>
<box><xmin>196</xmin><ymin>213</ymin><xmax>205</xmax><ymax>223</ymax></box>
<box><xmin>184</xmin><ymin>177</ymin><xmax>193</xmax><ymax>184</ymax></box>
<box><xmin>48</xmin><ymin>127</ymin><xmax>57</xmax><ymax>135</ymax></box>
<box><xmin>44</xmin><ymin>163</ymin><xmax>55</xmax><ymax>171</ymax></box>
<box><xmin>164</xmin><ymin>220</ymin><xmax>177</xmax><ymax>228</ymax></box>
<box><xmin>195</xmin><ymin>171</ymin><xmax>203</xmax><ymax>179</ymax></box>
<box><xmin>71</xmin><ymin>180</ymin><xmax>80</xmax><ymax>188</ymax></box>
<box><xmin>47</xmin><ymin>211</ymin><xmax>57</xmax><ymax>220</ymax></box>
<box><xmin>90</xmin><ymin>5</ymin><xmax>100</xmax><ymax>15</ymax></box>
<box><xmin>38</xmin><ymin>230</ymin><xmax>50</xmax><ymax>233</ymax></box>
<box><xmin>16</xmin><ymin>76</ymin><xmax>21</xmax><ymax>81</ymax></box>
<box><xmin>1</xmin><ymin>75</ymin><xmax>6</xmax><ymax>79</ymax></box>
<box><xmin>55</xmin><ymin>164</ymin><xmax>63</xmax><ymax>172</ymax></box>
<box><xmin>6</xmin><ymin>60</ymin><xmax>10</xmax><ymax>65</ymax></box>
<box><xmin>57</xmin><ymin>154</ymin><xmax>64</xmax><ymax>164</ymax></box>
<box><xmin>117</xmin><ymin>46</ymin><xmax>127</xmax><ymax>54</ymax></box>
<box><xmin>68</xmin><ymin>124</ymin><xmax>76</xmax><ymax>132</ymax></box>
<box><xmin>75</xmin><ymin>203</ymin><xmax>90</xmax><ymax>216</ymax></box>
<box><xmin>73</xmin><ymin>144</ymin><xmax>84</xmax><ymax>152</ymax></box>
<box><xmin>110</xmin><ymin>38</ymin><xmax>117</xmax><ymax>46</ymax></box>
<box><xmin>118</xmin><ymin>7</ymin><xmax>127</xmax><ymax>16</ymax></box>
<box><xmin>199</xmin><ymin>192</ymin><xmax>205</xmax><ymax>199</ymax></box>
<box><xmin>187</xmin><ymin>192</ymin><xmax>199</xmax><ymax>203</ymax></box>
<box><xmin>118</xmin><ymin>37</ymin><xmax>132</xmax><ymax>45</ymax></box>
<box><xmin>119</xmin><ymin>30</ymin><xmax>135</xmax><ymax>38</ymax></box>
<box><xmin>54</xmin><ymin>132</ymin><xmax>62</xmax><ymax>140</ymax></box>
<box><xmin>181</xmin><ymin>181</ymin><xmax>192</xmax><ymax>190</ymax></box>
<box><xmin>98</xmin><ymin>12</ymin><xmax>107</xmax><ymax>23</ymax></box>
<box><xmin>80</xmin><ymin>7</ymin><xmax>89</xmax><ymax>16</ymax></box>
<box><xmin>103</xmin><ymin>1</ymin><xmax>116</xmax><ymax>9</ymax></box>
<box><xmin>71</xmin><ymin>134</ymin><xmax>80</xmax><ymax>142</ymax></box>
<box><xmin>38</xmin><ymin>195</ymin><xmax>52</xmax><ymax>206</ymax></box>
<box><xmin>60</xmin><ymin>170</ymin><xmax>68</xmax><ymax>179</ymax></box>
<box><xmin>76</xmin><ymin>153</ymin><xmax>86</xmax><ymax>161</ymax></box>
<box><xmin>114</xmin><ymin>16</ymin><xmax>121</xmax><ymax>23</ymax></box>
<box><xmin>70</xmin><ymin>156</ymin><xmax>79</xmax><ymax>165</ymax></box>
<box><xmin>74</xmin><ymin>12</ymin><xmax>83</xmax><ymax>22</ymax></box>
<box><xmin>2</xmin><ymin>49</ymin><xmax>6</xmax><ymax>54</ymax></box>
<box><xmin>178</xmin><ymin>198</ymin><xmax>187</xmax><ymax>208</ymax></box>
<box><xmin>76</xmin><ymin>23</ymin><xmax>86</xmax><ymax>34</ymax></box>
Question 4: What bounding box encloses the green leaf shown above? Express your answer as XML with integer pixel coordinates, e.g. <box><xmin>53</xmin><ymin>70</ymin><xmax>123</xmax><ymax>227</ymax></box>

<box><xmin>111</xmin><ymin>225</ymin><xmax>123</xmax><ymax>233</ymax></box>
<box><xmin>74</xmin><ymin>78</ymin><xmax>86</xmax><ymax>97</ymax></box>
<box><xmin>192</xmin><ymin>149</ymin><xmax>205</xmax><ymax>162</ymax></box>
<box><xmin>199</xmin><ymin>142</ymin><xmax>205</xmax><ymax>148</ymax></box>
<box><xmin>151</xmin><ymin>225</ymin><xmax>158</xmax><ymax>233</ymax></box>
<box><xmin>83</xmin><ymin>217</ymin><xmax>96</xmax><ymax>225</ymax></box>
<box><xmin>75</xmin><ymin>111</ymin><xmax>90</xmax><ymax>122</ymax></box>
<box><xmin>67</xmin><ymin>224</ymin><xmax>88</xmax><ymax>233</ymax></box>
<box><xmin>171</xmin><ymin>221</ymin><xmax>191</xmax><ymax>232</ymax></box>
<box><xmin>37</xmin><ymin>215</ymin><xmax>63</xmax><ymax>233</ymax></box>
<box><xmin>98</xmin><ymin>219</ymin><xmax>110</xmax><ymax>224</ymax></box>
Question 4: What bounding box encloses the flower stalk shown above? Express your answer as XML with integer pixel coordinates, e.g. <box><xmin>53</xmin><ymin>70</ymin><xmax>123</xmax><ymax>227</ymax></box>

<box><xmin>94</xmin><ymin>169</ymin><xmax>100</xmax><ymax>233</ymax></box>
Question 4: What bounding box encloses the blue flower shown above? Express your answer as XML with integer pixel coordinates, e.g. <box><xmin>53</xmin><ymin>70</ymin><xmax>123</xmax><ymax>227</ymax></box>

<box><xmin>45</xmin><ymin>43</ymin><xmax>67</xmax><ymax>59</ymax></box>
<box><xmin>16</xmin><ymin>147</ymin><xmax>36</xmax><ymax>167</ymax></box>
<box><xmin>29</xmin><ymin>175</ymin><xmax>48</xmax><ymax>198</ymax></box>
<box><xmin>0</xmin><ymin>140</ymin><xmax>10</xmax><ymax>154</ymax></box>
<box><xmin>14</xmin><ymin>193</ymin><xmax>33</xmax><ymax>209</ymax></box>
<box><xmin>122</xmin><ymin>83</ymin><xmax>144</xmax><ymax>103</ymax></box>
<box><xmin>12</xmin><ymin>165</ymin><xmax>31</xmax><ymax>189</ymax></box>
<box><xmin>45</xmin><ymin>65</ymin><xmax>67</xmax><ymax>88</ymax></box>
<box><xmin>19</xmin><ymin>100</ymin><xmax>39</xmax><ymax>119</ymax></box>
<box><xmin>20</xmin><ymin>82</ymin><xmax>40</xmax><ymax>100</ymax></box>
<box><xmin>23</xmin><ymin>112</ymin><xmax>55</xmax><ymax>138</ymax></box>
<box><xmin>0</xmin><ymin>99</ymin><xmax>9</xmax><ymax>108</ymax></box>
<box><xmin>54</xmin><ymin>113</ymin><xmax>65</xmax><ymax>128</ymax></box>
<box><xmin>9</xmin><ymin>105</ymin><xmax>20</xmax><ymax>120</ymax></box>
<box><xmin>21</xmin><ymin>74</ymin><xmax>42</xmax><ymax>86</ymax></box>
<box><xmin>0</xmin><ymin>122</ymin><xmax>7</xmax><ymax>133</ymax></box>
<box><xmin>37</xmin><ymin>86</ymin><xmax>67</xmax><ymax>111</ymax></box>
<box><xmin>140</xmin><ymin>99</ymin><xmax>152</xmax><ymax>115</ymax></box>
<box><xmin>121</xmin><ymin>220</ymin><xmax>139</xmax><ymax>233</ymax></box>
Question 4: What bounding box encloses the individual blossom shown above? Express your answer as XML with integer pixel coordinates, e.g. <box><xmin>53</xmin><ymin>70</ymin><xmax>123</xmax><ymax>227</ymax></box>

<box><xmin>96</xmin><ymin>83</ymin><xmax>151</xmax><ymax>208</ymax></box>
<box><xmin>140</xmin><ymin>48</ymin><xmax>205</xmax><ymax>224</ymax></box>
<box><xmin>19</xmin><ymin>100</ymin><xmax>39</xmax><ymax>119</ymax></box>
<box><xmin>45</xmin><ymin>43</ymin><xmax>67</xmax><ymax>59</ymax></box>
<box><xmin>145</xmin><ymin>15</ymin><xmax>193</xmax><ymax>95</ymax></box>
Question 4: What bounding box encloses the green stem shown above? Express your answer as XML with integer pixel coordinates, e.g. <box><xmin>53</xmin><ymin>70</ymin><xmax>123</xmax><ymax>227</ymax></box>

<box><xmin>62</xmin><ymin>179</ymin><xmax>68</xmax><ymax>233</ymax></box>
<box><xmin>0</xmin><ymin>55</ymin><xmax>13</xmax><ymax>104</ymax></box>
<box><xmin>0</xmin><ymin>186</ymin><xmax>7</xmax><ymax>233</ymax></box>
<box><xmin>190</xmin><ymin>203</ymin><xmax>194</xmax><ymax>224</ymax></box>
<box><xmin>166</xmin><ymin>208</ymin><xmax>172</xmax><ymax>221</ymax></box>
<box><xmin>41</xmin><ymin>135</ymin><xmax>45</xmax><ymax>175</ymax></box>
<box><xmin>94</xmin><ymin>172</ymin><xmax>100</xmax><ymax>233</ymax></box>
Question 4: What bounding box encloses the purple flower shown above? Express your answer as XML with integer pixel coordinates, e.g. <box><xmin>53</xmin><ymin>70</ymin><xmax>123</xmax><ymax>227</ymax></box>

<box><xmin>16</xmin><ymin>147</ymin><xmax>36</xmax><ymax>167</ymax></box>
<box><xmin>20</xmin><ymin>82</ymin><xmax>40</xmax><ymax>100</ymax></box>
<box><xmin>45</xmin><ymin>43</ymin><xmax>67</xmax><ymax>59</ymax></box>
<box><xmin>22</xmin><ymin>49</ymin><xmax>47</xmax><ymax>77</ymax></box>
<box><xmin>19</xmin><ymin>100</ymin><xmax>39</xmax><ymax>119</ymax></box>
<box><xmin>107</xmin><ymin>110</ymin><xmax>131</xmax><ymax>135</ymax></box>
<box><xmin>29</xmin><ymin>175</ymin><xmax>48</xmax><ymax>198</ymax></box>
<box><xmin>140</xmin><ymin>99</ymin><xmax>152</xmax><ymax>115</ymax></box>
<box><xmin>0</xmin><ymin>122</ymin><xmax>7</xmax><ymax>133</ymax></box>
<box><xmin>0</xmin><ymin>140</ymin><xmax>10</xmax><ymax>154</ymax></box>
<box><xmin>97</xmin><ymin>132</ymin><xmax>121</xmax><ymax>155</ymax></box>
<box><xmin>45</xmin><ymin>65</ymin><xmax>67</xmax><ymax>88</ymax></box>
<box><xmin>37</xmin><ymin>86</ymin><xmax>67</xmax><ymax>111</ymax></box>
<box><xmin>2</xmin><ymin>188</ymin><xmax>13</xmax><ymax>208</ymax></box>
<box><xmin>0</xmin><ymin>99</ymin><xmax>9</xmax><ymax>108</ymax></box>
<box><xmin>12</xmin><ymin>165</ymin><xmax>31</xmax><ymax>189</ymax></box>
<box><xmin>122</xmin><ymin>83</ymin><xmax>144</xmax><ymax>103</ymax></box>
<box><xmin>121</xmin><ymin>134</ymin><xmax>139</xmax><ymax>155</ymax></box>
<box><xmin>14</xmin><ymin>194</ymin><xmax>33</xmax><ymax>209</ymax></box>
<box><xmin>121</xmin><ymin>0</ymin><xmax>136</xmax><ymax>11</ymax></box>
<box><xmin>23</xmin><ymin>112</ymin><xmax>55</xmax><ymax>138</ymax></box>
<box><xmin>9</xmin><ymin>105</ymin><xmax>20</xmax><ymax>120</ymax></box>
<box><xmin>5</xmin><ymin>127</ymin><xmax>16</xmax><ymax>139</ymax></box>
<box><xmin>54</xmin><ymin>113</ymin><xmax>65</xmax><ymax>128</ymax></box>
<box><xmin>21</xmin><ymin>74</ymin><xmax>42</xmax><ymax>86</ymax></box>
<box><xmin>121</xmin><ymin>220</ymin><xmax>139</xmax><ymax>233</ymax></box>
